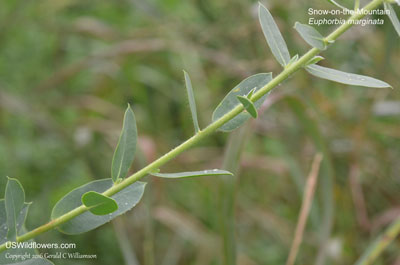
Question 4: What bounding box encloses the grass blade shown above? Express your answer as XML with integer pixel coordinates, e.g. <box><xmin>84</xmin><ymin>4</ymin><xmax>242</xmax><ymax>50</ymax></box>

<box><xmin>306</xmin><ymin>64</ymin><xmax>392</xmax><ymax>88</ymax></box>
<box><xmin>111</xmin><ymin>105</ymin><xmax>138</xmax><ymax>183</ymax></box>
<box><xmin>151</xmin><ymin>169</ymin><xmax>233</xmax><ymax>179</ymax></box>
<box><xmin>286</xmin><ymin>96</ymin><xmax>335</xmax><ymax>265</ymax></box>
<box><xmin>259</xmin><ymin>3</ymin><xmax>290</xmax><ymax>66</ymax></box>
<box><xmin>294</xmin><ymin>22</ymin><xmax>327</xmax><ymax>50</ymax></box>
<box><xmin>183</xmin><ymin>70</ymin><xmax>201</xmax><ymax>133</ymax></box>
<box><xmin>354</xmin><ymin>216</ymin><xmax>400</xmax><ymax>265</ymax></box>
<box><xmin>219</xmin><ymin>125</ymin><xmax>251</xmax><ymax>264</ymax></box>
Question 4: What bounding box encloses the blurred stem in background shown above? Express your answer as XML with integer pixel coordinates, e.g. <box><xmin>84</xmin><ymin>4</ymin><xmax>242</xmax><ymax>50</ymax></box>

<box><xmin>286</xmin><ymin>153</ymin><xmax>323</xmax><ymax>265</ymax></box>
<box><xmin>286</xmin><ymin>97</ymin><xmax>335</xmax><ymax>265</ymax></box>
<box><xmin>112</xmin><ymin>141</ymin><xmax>154</xmax><ymax>265</ymax></box>
<box><xmin>219</xmin><ymin>125</ymin><xmax>252</xmax><ymax>265</ymax></box>
<box><xmin>136</xmin><ymin>146</ymin><xmax>155</xmax><ymax>265</ymax></box>
<box><xmin>355</xmin><ymin>217</ymin><xmax>400</xmax><ymax>265</ymax></box>
<box><xmin>113</xmin><ymin>217</ymin><xmax>140</xmax><ymax>265</ymax></box>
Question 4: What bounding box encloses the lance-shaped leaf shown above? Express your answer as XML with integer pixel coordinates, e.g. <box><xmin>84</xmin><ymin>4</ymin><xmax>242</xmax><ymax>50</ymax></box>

<box><xmin>294</xmin><ymin>22</ymin><xmax>327</xmax><ymax>50</ymax></box>
<box><xmin>212</xmin><ymin>73</ymin><xmax>273</xmax><ymax>132</ymax></box>
<box><xmin>183</xmin><ymin>70</ymin><xmax>201</xmax><ymax>133</ymax></box>
<box><xmin>246</xmin><ymin>88</ymin><xmax>257</xmax><ymax>99</ymax></box>
<box><xmin>111</xmin><ymin>105</ymin><xmax>137</xmax><ymax>183</ymax></box>
<box><xmin>259</xmin><ymin>3</ymin><xmax>290</xmax><ymax>66</ymax></box>
<box><xmin>82</xmin><ymin>191</ymin><xmax>118</xmax><ymax>215</ymax></box>
<box><xmin>286</xmin><ymin>54</ymin><xmax>299</xmax><ymax>68</ymax></box>
<box><xmin>151</xmin><ymin>169</ymin><xmax>233</xmax><ymax>178</ymax></box>
<box><xmin>326</xmin><ymin>0</ymin><xmax>349</xmax><ymax>10</ymax></box>
<box><xmin>5</xmin><ymin>177</ymin><xmax>25</xmax><ymax>241</ymax></box>
<box><xmin>384</xmin><ymin>3</ymin><xmax>400</xmax><ymax>37</ymax></box>
<box><xmin>237</xmin><ymin>96</ymin><xmax>258</xmax><ymax>118</ymax></box>
<box><xmin>306</xmin><ymin>56</ymin><xmax>324</xmax><ymax>66</ymax></box>
<box><xmin>306</xmin><ymin>64</ymin><xmax>392</xmax><ymax>88</ymax></box>
<box><xmin>51</xmin><ymin>179</ymin><xmax>145</xmax><ymax>234</ymax></box>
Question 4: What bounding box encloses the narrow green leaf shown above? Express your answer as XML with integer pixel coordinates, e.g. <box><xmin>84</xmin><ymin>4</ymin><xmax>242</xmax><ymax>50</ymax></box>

<box><xmin>111</xmin><ymin>105</ymin><xmax>137</xmax><ymax>183</ymax></box>
<box><xmin>183</xmin><ymin>70</ymin><xmax>201</xmax><ymax>133</ymax></box>
<box><xmin>51</xmin><ymin>179</ymin><xmax>146</xmax><ymax>234</ymax></box>
<box><xmin>384</xmin><ymin>3</ymin><xmax>400</xmax><ymax>37</ymax></box>
<box><xmin>212</xmin><ymin>73</ymin><xmax>272</xmax><ymax>132</ymax></box>
<box><xmin>286</xmin><ymin>54</ymin><xmax>299</xmax><ymax>68</ymax></box>
<box><xmin>151</xmin><ymin>169</ymin><xmax>233</xmax><ymax>178</ymax></box>
<box><xmin>82</xmin><ymin>191</ymin><xmax>118</xmax><ymax>215</ymax></box>
<box><xmin>5</xmin><ymin>177</ymin><xmax>25</xmax><ymax>241</ymax></box>
<box><xmin>306</xmin><ymin>64</ymin><xmax>392</xmax><ymax>88</ymax></box>
<box><xmin>259</xmin><ymin>3</ymin><xmax>290</xmax><ymax>66</ymax></box>
<box><xmin>294</xmin><ymin>22</ymin><xmax>327</xmax><ymax>50</ymax></box>
<box><xmin>326</xmin><ymin>0</ymin><xmax>349</xmax><ymax>10</ymax></box>
<box><xmin>306</xmin><ymin>56</ymin><xmax>325</xmax><ymax>66</ymax></box>
<box><xmin>246</xmin><ymin>88</ymin><xmax>257</xmax><ymax>99</ymax></box>
<box><xmin>237</xmin><ymin>96</ymin><xmax>258</xmax><ymax>118</ymax></box>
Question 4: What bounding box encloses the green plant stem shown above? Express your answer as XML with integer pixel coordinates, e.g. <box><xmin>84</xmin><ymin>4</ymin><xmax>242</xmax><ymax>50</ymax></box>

<box><xmin>354</xmin><ymin>216</ymin><xmax>400</xmax><ymax>265</ymax></box>
<box><xmin>355</xmin><ymin>0</ymin><xmax>360</xmax><ymax>10</ymax></box>
<box><xmin>0</xmin><ymin>0</ymin><xmax>386</xmax><ymax>253</ymax></box>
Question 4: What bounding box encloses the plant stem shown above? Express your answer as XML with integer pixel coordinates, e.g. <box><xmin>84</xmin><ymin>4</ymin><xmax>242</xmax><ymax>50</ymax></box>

<box><xmin>354</xmin><ymin>216</ymin><xmax>400</xmax><ymax>265</ymax></box>
<box><xmin>286</xmin><ymin>154</ymin><xmax>323</xmax><ymax>265</ymax></box>
<box><xmin>355</xmin><ymin>0</ymin><xmax>360</xmax><ymax>10</ymax></box>
<box><xmin>0</xmin><ymin>0</ymin><xmax>386</xmax><ymax>253</ymax></box>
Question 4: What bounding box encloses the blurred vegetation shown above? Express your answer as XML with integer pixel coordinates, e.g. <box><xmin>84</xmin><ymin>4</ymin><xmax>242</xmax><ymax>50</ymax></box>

<box><xmin>0</xmin><ymin>0</ymin><xmax>399</xmax><ymax>264</ymax></box>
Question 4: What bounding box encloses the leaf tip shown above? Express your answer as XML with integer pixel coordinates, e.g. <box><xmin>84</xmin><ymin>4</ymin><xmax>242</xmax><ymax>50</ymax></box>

<box><xmin>224</xmin><ymin>170</ymin><xmax>234</xmax><ymax>176</ymax></box>
<box><xmin>258</xmin><ymin>2</ymin><xmax>268</xmax><ymax>14</ymax></box>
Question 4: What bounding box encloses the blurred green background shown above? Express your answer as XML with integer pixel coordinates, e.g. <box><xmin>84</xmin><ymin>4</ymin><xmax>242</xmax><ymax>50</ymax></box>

<box><xmin>0</xmin><ymin>0</ymin><xmax>399</xmax><ymax>264</ymax></box>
